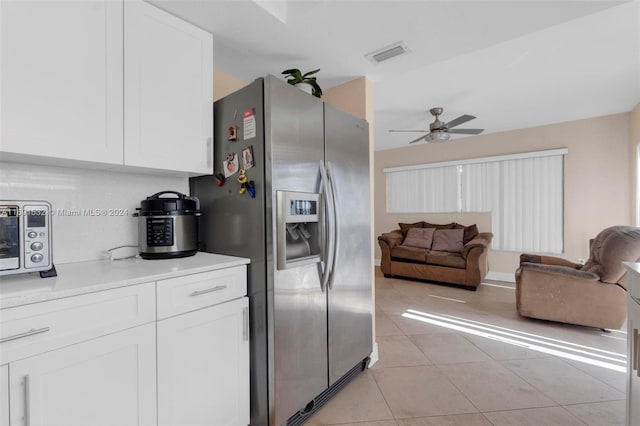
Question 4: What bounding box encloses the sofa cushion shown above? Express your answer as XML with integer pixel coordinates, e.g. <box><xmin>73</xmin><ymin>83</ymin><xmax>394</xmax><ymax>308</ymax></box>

<box><xmin>398</xmin><ymin>221</ymin><xmax>425</xmax><ymax>236</ymax></box>
<box><xmin>402</xmin><ymin>227</ymin><xmax>435</xmax><ymax>249</ymax></box>
<box><xmin>424</xmin><ymin>222</ymin><xmax>455</xmax><ymax>230</ymax></box>
<box><xmin>454</xmin><ymin>223</ymin><xmax>479</xmax><ymax>244</ymax></box>
<box><xmin>391</xmin><ymin>245</ymin><xmax>429</xmax><ymax>262</ymax></box>
<box><xmin>432</xmin><ymin>229</ymin><xmax>464</xmax><ymax>253</ymax></box>
<box><xmin>427</xmin><ymin>251</ymin><xmax>466</xmax><ymax>269</ymax></box>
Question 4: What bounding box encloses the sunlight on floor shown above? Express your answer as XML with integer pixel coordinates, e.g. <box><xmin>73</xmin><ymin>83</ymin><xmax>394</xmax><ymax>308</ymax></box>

<box><xmin>402</xmin><ymin>309</ymin><xmax>627</xmax><ymax>373</ymax></box>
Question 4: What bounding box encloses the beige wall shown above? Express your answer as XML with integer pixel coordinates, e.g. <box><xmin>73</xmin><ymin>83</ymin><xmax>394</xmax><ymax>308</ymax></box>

<box><xmin>323</xmin><ymin>77</ymin><xmax>372</xmax><ymax>122</ymax></box>
<box><xmin>213</xmin><ymin>69</ymin><xmax>248</xmax><ymax>101</ymax></box>
<box><xmin>630</xmin><ymin>104</ymin><xmax>640</xmax><ymax>225</ymax></box>
<box><xmin>374</xmin><ymin>113</ymin><xmax>632</xmax><ymax>276</ymax></box>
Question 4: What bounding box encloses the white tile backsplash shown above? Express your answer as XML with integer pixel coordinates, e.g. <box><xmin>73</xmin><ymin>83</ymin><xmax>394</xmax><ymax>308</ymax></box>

<box><xmin>0</xmin><ymin>161</ymin><xmax>189</xmax><ymax>264</ymax></box>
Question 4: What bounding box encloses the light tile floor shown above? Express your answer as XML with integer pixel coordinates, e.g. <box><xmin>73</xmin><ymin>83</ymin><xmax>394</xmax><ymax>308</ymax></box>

<box><xmin>306</xmin><ymin>269</ymin><xmax>628</xmax><ymax>426</ymax></box>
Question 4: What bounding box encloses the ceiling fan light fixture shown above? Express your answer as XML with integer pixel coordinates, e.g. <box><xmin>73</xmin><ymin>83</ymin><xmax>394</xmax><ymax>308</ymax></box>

<box><xmin>425</xmin><ymin>132</ymin><xmax>450</xmax><ymax>143</ymax></box>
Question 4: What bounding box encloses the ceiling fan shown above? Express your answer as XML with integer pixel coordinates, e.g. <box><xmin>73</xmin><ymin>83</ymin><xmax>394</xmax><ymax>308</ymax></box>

<box><xmin>389</xmin><ymin>107</ymin><xmax>484</xmax><ymax>144</ymax></box>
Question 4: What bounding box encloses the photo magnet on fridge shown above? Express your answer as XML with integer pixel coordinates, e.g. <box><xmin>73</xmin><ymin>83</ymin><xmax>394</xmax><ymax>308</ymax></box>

<box><xmin>242</xmin><ymin>146</ymin><xmax>254</xmax><ymax>170</ymax></box>
<box><xmin>223</xmin><ymin>152</ymin><xmax>239</xmax><ymax>178</ymax></box>
<box><xmin>227</xmin><ymin>125</ymin><xmax>238</xmax><ymax>141</ymax></box>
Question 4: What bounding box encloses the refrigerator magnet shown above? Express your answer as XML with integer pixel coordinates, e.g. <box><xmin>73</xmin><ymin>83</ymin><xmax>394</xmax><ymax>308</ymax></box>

<box><xmin>227</xmin><ymin>125</ymin><xmax>238</xmax><ymax>141</ymax></box>
<box><xmin>241</xmin><ymin>146</ymin><xmax>254</xmax><ymax>170</ymax></box>
<box><xmin>243</xmin><ymin>108</ymin><xmax>257</xmax><ymax>140</ymax></box>
<box><xmin>223</xmin><ymin>152</ymin><xmax>239</xmax><ymax>178</ymax></box>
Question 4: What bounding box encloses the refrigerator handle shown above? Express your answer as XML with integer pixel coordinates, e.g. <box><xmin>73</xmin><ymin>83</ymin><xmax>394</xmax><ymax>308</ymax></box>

<box><xmin>319</xmin><ymin>161</ymin><xmax>334</xmax><ymax>292</ymax></box>
<box><xmin>327</xmin><ymin>161</ymin><xmax>340</xmax><ymax>290</ymax></box>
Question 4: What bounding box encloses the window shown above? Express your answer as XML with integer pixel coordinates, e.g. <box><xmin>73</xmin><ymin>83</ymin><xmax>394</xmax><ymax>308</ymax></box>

<box><xmin>385</xmin><ymin>149</ymin><xmax>567</xmax><ymax>253</ymax></box>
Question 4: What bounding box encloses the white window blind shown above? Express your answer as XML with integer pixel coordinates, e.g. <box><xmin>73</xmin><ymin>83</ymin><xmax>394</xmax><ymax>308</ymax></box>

<box><xmin>387</xmin><ymin>166</ymin><xmax>459</xmax><ymax>213</ymax></box>
<box><xmin>386</xmin><ymin>149</ymin><xmax>566</xmax><ymax>253</ymax></box>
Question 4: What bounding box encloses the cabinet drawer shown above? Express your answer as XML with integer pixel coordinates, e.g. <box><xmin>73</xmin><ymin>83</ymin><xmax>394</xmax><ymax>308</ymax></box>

<box><xmin>0</xmin><ymin>282</ymin><xmax>155</xmax><ymax>364</ymax></box>
<box><xmin>157</xmin><ymin>266</ymin><xmax>247</xmax><ymax>320</ymax></box>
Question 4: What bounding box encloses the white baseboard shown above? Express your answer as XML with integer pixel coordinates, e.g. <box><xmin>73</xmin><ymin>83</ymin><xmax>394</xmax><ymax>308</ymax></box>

<box><xmin>374</xmin><ymin>258</ymin><xmax>381</xmax><ymax>267</ymax></box>
<box><xmin>368</xmin><ymin>342</ymin><xmax>379</xmax><ymax>368</ymax></box>
<box><xmin>486</xmin><ymin>271</ymin><xmax>516</xmax><ymax>283</ymax></box>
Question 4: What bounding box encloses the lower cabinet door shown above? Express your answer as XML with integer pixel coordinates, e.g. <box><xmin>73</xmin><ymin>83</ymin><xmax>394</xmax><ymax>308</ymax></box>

<box><xmin>158</xmin><ymin>297</ymin><xmax>250</xmax><ymax>426</ymax></box>
<box><xmin>1</xmin><ymin>364</ymin><xmax>8</xmax><ymax>426</ymax></box>
<box><xmin>628</xmin><ymin>302</ymin><xmax>640</xmax><ymax>426</ymax></box>
<box><xmin>9</xmin><ymin>323</ymin><xmax>156</xmax><ymax>426</ymax></box>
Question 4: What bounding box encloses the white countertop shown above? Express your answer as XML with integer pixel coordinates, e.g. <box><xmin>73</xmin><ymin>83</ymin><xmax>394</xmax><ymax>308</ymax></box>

<box><xmin>0</xmin><ymin>252</ymin><xmax>249</xmax><ymax>309</ymax></box>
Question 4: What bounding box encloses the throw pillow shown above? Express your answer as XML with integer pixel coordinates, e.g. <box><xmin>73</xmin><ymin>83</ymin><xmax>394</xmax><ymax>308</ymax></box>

<box><xmin>454</xmin><ymin>223</ymin><xmax>480</xmax><ymax>244</ymax></box>
<box><xmin>401</xmin><ymin>227</ymin><xmax>436</xmax><ymax>249</ymax></box>
<box><xmin>399</xmin><ymin>221</ymin><xmax>425</xmax><ymax>236</ymax></box>
<box><xmin>432</xmin><ymin>229</ymin><xmax>464</xmax><ymax>253</ymax></box>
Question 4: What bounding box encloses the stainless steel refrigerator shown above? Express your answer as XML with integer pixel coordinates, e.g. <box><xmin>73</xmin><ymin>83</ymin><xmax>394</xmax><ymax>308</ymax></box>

<box><xmin>190</xmin><ymin>75</ymin><xmax>372</xmax><ymax>426</ymax></box>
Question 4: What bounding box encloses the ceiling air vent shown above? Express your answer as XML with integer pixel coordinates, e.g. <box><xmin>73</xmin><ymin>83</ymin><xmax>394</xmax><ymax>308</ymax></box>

<box><xmin>365</xmin><ymin>41</ymin><xmax>410</xmax><ymax>64</ymax></box>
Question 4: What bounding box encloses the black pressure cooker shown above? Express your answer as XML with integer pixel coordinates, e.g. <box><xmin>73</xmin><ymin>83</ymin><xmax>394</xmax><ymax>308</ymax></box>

<box><xmin>133</xmin><ymin>191</ymin><xmax>201</xmax><ymax>259</ymax></box>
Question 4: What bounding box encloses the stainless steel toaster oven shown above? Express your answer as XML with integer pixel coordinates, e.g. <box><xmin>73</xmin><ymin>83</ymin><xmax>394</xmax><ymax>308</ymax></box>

<box><xmin>0</xmin><ymin>201</ymin><xmax>53</xmax><ymax>277</ymax></box>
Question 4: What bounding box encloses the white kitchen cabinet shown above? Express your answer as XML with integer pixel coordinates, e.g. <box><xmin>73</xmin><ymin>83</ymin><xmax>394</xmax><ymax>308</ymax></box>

<box><xmin>9</xmin><ymin>323</ymin><xmax>157</xmax><ymax>426</ymax></box>
<box><xmin>629</xmin><ymin>306</ymin><xmax>640</xmax><ymax>425</ymax></box>
<box><xmin>0</xmin><ymin>0</ymin><xmax>124</xmax><ymax>164</ymax></box>
<box><xmin>0</xmin><ymin>255</ymin><xmax>249</xmax><ymax>426</ymax></box>
<box><xmin>1</xmin><ymin>281</ymin><xmax>157</xmax><ymax>426</ymax></box>
<box><xmin>1</xmin><ymin>0</ymin><xmax>213</xmax><ymax>175</ymax></box>
<box><xmin>124</xmin><ymin>0</ymin><xmax>214</xmax><ymax>175</ymax></box>
<box><xmin>625</xmin><ymin>263</ymin><xmax>640</xmax><ymax>426</ymax></box>
<box><xmin>157</xmin><ymin>278</ymin><xmax>249</xmax><ymax>426</ymax></box>
<box><xmin>1</xmin><ymin>364</ymin><xmax>8</xmax><ymax>426</ymax></box>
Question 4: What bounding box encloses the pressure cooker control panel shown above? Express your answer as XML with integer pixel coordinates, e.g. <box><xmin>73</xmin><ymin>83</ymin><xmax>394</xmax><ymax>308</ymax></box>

<box><xmin>147</xmin><ymin>218</ymin><xmax>174</xmax><ymax>246</ymax></box>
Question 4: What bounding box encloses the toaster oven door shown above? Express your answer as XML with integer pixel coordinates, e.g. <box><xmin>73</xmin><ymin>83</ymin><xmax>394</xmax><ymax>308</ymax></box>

<box><xmin>0</xmin><ymin>205</ymin><xmax>20</xmax><ymax>272</ymax></box>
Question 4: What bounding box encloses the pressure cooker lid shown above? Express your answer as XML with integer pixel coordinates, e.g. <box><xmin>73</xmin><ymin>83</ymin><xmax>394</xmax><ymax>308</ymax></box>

<box><xmin>138</xmin><ymin>191</ymin><xmax>200</xmax><ymax>215</ymax></box>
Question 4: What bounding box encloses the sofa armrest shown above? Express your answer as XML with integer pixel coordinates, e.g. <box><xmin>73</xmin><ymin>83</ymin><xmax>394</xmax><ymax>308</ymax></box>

<box><xmin>378</xmin><ymin>230</ymin><xmax>404</xmax><ymax>249</ymax></box>
<box><xmin>462</xmin><ymin>232</ymin><xmax>493</xmax><ymax>260</ymax></box>
<box><xmin>519</xmin><ymin>262</ymin><xmax>600</xmax><ymax>281</ymax></box>
<box><xmin>378</xmin><ymin>230</ymin><xmax>404</xmax><ymax>275</ymax></box>
<box><xmin>519</xmin><ymin>253</ymin><xmax>581</xmax><ymax>269</ymax></box>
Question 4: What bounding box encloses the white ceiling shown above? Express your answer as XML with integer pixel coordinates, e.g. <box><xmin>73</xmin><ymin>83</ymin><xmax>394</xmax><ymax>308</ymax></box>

<box><xmin>151</xmin><ymin>0</ymin><xmax>640</xmax><ymax>151</ymax></box>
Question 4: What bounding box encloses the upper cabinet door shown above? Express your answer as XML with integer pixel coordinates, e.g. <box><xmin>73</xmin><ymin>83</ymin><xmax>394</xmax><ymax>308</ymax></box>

<box><xmin>0</xmin><ymin>0</ymin><xmax>123</xmax><ymax>164</ymax></box>
<box><xmin>124</xmin><ymin>0</ymin><xmax>214</xmax><ymax>175</ymax></box>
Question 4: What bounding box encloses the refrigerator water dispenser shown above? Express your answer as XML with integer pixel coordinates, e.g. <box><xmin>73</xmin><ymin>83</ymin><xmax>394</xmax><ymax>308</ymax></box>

<box><xmin>276</xmin><ymin>191</ymin><xmax>322</xmax><ymax>270</ymax></box>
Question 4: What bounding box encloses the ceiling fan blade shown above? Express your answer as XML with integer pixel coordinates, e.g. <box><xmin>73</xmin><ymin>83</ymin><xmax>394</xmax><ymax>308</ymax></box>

<box><xmin>448</xmin><ymin>128</ymin><xmax>484</xmax><ymax>135</ymax></box>
<box><xmin>408</xmin><ymin>135</ymin><xmax>427</xmax><ymax>144</ymax></box>
<box><xmin>389</xmin><ymin>129</ymin><xmax>429</xmax><ymax>133</ymax></box>
<box><xmin>445</xmin><ymin>114</ymin><xmax>476</xmax><ymax>128</ymax></box>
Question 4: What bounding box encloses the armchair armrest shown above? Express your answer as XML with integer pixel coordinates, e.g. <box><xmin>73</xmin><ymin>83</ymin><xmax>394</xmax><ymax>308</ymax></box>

<box><xmin>378</xmin><ymin>230</ymin><xmax>404</xmax><ymax>249</ymax></box>
<box><xmin>462</xmin><ymin>232</ymin><xmax>493</xmax><ymax>259</ymax></box>
<box><xmin>519</xmin><ymin>253</ymin><xmax>581</xmax><ymax>269</ymax></box>
<box><xmin>519</xmin><ymin>262</ymin><xmax>600</xmax><ymax>281</ymax></box>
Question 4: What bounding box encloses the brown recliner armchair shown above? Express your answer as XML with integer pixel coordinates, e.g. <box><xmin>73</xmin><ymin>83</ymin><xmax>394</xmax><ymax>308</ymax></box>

<box><xmin>516</xmin><ymin>226</ymin><xmax>640</xmax><ymax>330</ymax></box>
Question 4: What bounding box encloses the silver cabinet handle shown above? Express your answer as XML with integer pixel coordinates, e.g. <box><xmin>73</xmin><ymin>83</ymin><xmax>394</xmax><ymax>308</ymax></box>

<box><xmin>0</xmin><ymin>327</ymin><xmax>50</xmax><ymax>344</ymax></box>
<box><xmin>242</xmin><ymin>306</ymin><xmax>249</xmax><ymax>341</ymax></box>
<box><xmin>189</xmin><ymin>285</ymin><xmax>227</xmax><ymax>297</ymax></box>
<box><xmin>24</xmin><ymin>374</ymin><xmax>31</xmax><ymax>426</ymax></box>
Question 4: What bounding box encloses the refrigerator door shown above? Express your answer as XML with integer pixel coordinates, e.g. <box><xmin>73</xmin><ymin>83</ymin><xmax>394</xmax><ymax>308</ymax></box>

<box><xmin>324</xmin><ymin>104</ymin><xmax>373</xmax><ymax>385</ymax></box>
<box><xmin>265</xmin><ymin>76</ymin><xmax>328</xmax><ymax>425</ymax></box>
<box><xmin>189</xmin><ymin>79</ymin><xmax>271</xmax><ymax>426</ymax></box>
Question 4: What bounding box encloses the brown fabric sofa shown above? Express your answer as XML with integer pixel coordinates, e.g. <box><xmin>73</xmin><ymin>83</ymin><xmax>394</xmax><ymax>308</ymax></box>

<box><xmin>516</xmin><ymin>226</ymin><xmax>640</xmax><ymax>330</ymax></box>
<box><xmin>378</xmin><ymin>222</ymin><xmax>493</xmax><ymax>290</ymax></box>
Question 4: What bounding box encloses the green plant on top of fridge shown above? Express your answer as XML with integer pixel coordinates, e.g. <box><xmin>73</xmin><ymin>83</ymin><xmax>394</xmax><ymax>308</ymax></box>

<box><xmin>281</xmin><ymin>68</ymin><xmax>323</xmax><ymax>98</ymax></box>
